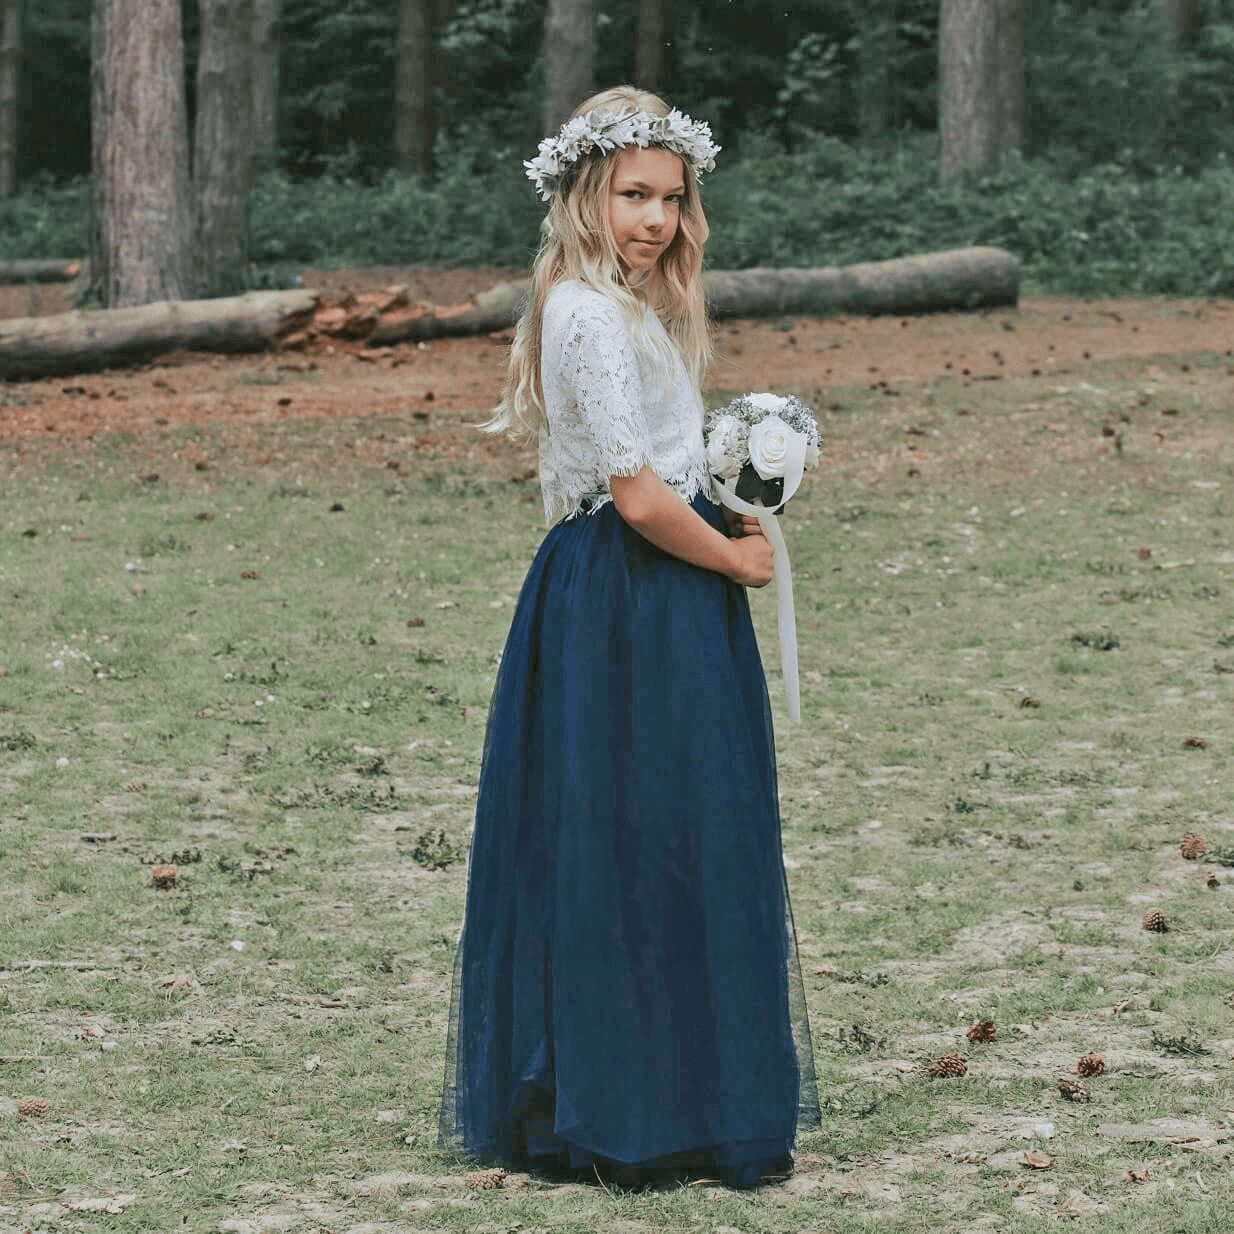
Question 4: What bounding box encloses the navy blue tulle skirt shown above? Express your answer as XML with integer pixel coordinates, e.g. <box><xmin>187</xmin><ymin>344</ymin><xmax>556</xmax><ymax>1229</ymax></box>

<box><xmin>439</xmin><ymin>492</ymin><xmax>819</xmax><ymax>1188</ymax></box>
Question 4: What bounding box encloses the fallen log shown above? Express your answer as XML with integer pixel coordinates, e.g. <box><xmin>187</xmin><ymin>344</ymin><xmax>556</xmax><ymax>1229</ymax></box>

<box><xmin>0</xmin><ymin>248</ymin><xmax>1019</xmax><ymax>380</ymax></box>
<box><xmin>362</xmin><ymin>246</ymin><xmax>1020</xmax><ymax>345</ymax></box>
<box><xmin>705</xmin><ymin>247</ymin><xmax>1021</xmax><ymax>318</ymax></box>
<box><xmin>0</xmin><ymin>258</ymin><xmax>87</xmax><ymax>284</ymax></box>
<box><xmin>0</xmin><ymin>289</ymin><xmax>318</xmax><ymax>380</ymax></box>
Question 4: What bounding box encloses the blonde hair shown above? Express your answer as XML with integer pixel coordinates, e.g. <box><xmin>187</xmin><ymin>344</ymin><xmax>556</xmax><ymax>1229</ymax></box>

<box><xmin>487</xmin><ymin>85</ymin><xmax>712</xmax><ymax>438</ymax></box>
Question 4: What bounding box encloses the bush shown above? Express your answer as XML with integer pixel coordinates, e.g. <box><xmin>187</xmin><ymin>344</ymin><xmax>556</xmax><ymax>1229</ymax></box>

<box><xmin>0</xmin><ymin>174</ymin><xmax>91</xmax><ymax>260</ymax></box>
<box><xmin>2</xmin><ymin>139</ymin><xmax>1233</xmax><ymax>299</ymax></box>
<box><xmin>703</xmin><ymin>135</ymin><xmax>1234</xmax><ymax>297</ymax></box>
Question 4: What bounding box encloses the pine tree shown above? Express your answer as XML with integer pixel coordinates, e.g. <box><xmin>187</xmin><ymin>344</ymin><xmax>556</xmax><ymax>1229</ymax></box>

<box><xmin>92</xmin><ymin>0</ymin><xmax>193</xmax><ymax>305</ymax></box>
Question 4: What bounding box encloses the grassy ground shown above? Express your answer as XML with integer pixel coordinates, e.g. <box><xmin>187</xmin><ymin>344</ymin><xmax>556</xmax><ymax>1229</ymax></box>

<box><xmin>1</xmin><ymin>344</ymin><xmax>1232</xmax><ymax>1233</ymax></box>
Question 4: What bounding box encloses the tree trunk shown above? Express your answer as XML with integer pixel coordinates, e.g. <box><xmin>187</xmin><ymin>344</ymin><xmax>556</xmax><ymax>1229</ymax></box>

<box><xmin>397</xmin><ymin>0</ymin><xmax>433</xmax><ymax>173</ymax></box>
<box><xmin>1164</xmin><ymin>0</ymin><xmax>1202</xmax><ymax>36</ymax></box>
<box><xmin>194</xmin><ymin>0</ymin><xmax>256</xmax><ymax>295</ymax></box>
<box><xmin>92</xmin><ymin>0</ymin><xmax>193</xmax><ymax>308</ymax></box>
<box><xmin>940</xmin><ymin>0</ymin><xmax>1024</xmax><ymax>181</ymax></box>
<box><xmin>856</xmin><ymin>0</ymin><xmax>894</xmax><ymax>141</ymax></box>
<box><xmin>705</xmin><ymin>248</ymin><xmax>1020</xmax><ymax>318</ymax></box>
<box><xmin>252</xmin><ymin>0</ymin><xmax>279</xmax><ymax>166</ymax></box>
<box><xmin>0</xmin><ymin>250</ymin><xmax>1020</xmax><ymax>376</ymax></box>
<box><xmin>368</xmin><ymin>247</ymin><xmax>1022</xmax><ymax>343</ymax></box>
<box><xmin>0</xmin><ymin>0</ymin><xmax>20</xmax><ymax>196</ymax></box>
<box><xmin>634</xmin><ymin>0</ymin><xmax>671</xmax><ymax>93</ymax></box>
<box><xmin>543</xmin><ymin>0</ymin><xmax>592</xmax><ymax>135</ymax></box>
<box><xmin>0</xmin><ymin>258</ymin><xmax>85</xmax><ymax>284</ymax></box>
<box><xmin>0</xmin><ymin>289</ymin><xmax>318</xmax><ymax>380</ymax></box>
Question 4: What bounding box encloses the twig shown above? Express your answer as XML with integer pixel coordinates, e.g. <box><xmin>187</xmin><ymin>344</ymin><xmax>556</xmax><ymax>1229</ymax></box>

<box><xmin>1</xmin><ymin>961</ymin><xmax>117</xmax><ymax>972</ymax></box>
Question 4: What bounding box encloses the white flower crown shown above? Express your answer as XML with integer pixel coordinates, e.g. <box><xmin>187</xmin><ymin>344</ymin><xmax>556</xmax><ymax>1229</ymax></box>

<box><xmin>524</xmin><ymin>107</ymin><xmax>721</xmax><ymax>202</ymax></box>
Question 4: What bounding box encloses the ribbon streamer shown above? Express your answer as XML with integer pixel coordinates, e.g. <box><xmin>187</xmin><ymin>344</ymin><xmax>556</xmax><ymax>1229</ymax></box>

<box><xmin>713</xmin><ymin>431</ymin><xmax>808</xmax><ymax>724</ymax></box>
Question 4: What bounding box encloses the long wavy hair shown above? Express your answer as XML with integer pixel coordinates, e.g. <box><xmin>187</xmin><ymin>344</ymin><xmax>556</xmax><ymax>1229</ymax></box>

<box><xmin>487</xmin><ymin>86</ymin><xmax>712</xmax><ymax>439</ymax></box>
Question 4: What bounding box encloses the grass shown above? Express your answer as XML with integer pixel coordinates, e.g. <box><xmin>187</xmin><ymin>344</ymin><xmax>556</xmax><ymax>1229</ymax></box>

<box><xmin>1</xmin><ymin>343</ymin><xmax>1233</xmax><ymax>1232</ymax></box>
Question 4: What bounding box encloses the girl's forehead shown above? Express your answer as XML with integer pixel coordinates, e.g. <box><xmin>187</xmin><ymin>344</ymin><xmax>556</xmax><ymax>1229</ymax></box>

<box><xmin>610</xmin><ymin>145</ymin><xmax>686</xmax><ymax>189</ymax></box>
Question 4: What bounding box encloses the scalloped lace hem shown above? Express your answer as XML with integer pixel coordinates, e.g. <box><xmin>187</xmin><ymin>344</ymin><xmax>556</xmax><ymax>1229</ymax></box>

<box><xmin>545</xmin><ymin>467</ymin><xmax>712</xmax><ymax>525</ymax></box>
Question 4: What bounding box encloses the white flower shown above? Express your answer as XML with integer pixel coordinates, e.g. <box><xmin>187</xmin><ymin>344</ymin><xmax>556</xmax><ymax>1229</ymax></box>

<box><xmin>748</xmin><ymin>415</ymin><xmax>804</xmax><ymax>480</ymax></box>
<box><xmin>705</xmin><ymin>414</ymin><xmax>745</xmax><ymax>479</ymax></box>
<box><xmin>746</xmin><ymin>391</ymin><xmax>790</xmax><ymax>415</ymax></box>
<box><xmin>525</xmin><ymin>107</ymin><xmax>721</xmax><ymax>200</ymax></box>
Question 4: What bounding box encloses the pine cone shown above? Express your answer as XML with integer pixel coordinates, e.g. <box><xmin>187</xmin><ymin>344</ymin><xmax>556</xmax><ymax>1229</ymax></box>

<box><xmin>966</xmin><ymin>1020</ymin><xmax>997</xmax><ymax>1044</ymax></box>
<box><xmin>17</xmin><ymin>1097</ymin><xmax>49</xmax><ymax>1118</ymax></box>
<box><xmin>463</xmin><ymin>1168</ymin><xmax>506</xmax><ymax>1190</ymax></box>
<box><xmin>1057</xmin><ymin>1077</ymin><xmax>1090</xmax><ymax>1103</ymax></box>
<box><xmin>1076</xmin><ymin>1053</ymin><xmax>1105</xmax><ymax>1077</ymax></box>
<box><xmin>927</xmin><ymin>1053</ymin><xmax>968</xmax><ymax>1078</ymax></box>
<box><xmin>1142</xmin><ymin>909</ymin><xmax>1169</xmax><ymax>933</ymax></box>
<box><xmin>151</xmin><ymin>864</ymin><xmax>177</xmax><ymax>889</ymax></box>
<box><xmin>1179</xmin><ymin>832</ymin><xmax>1207</xmax><ymax>860</ymax></box>
<box><xmin>125</xmin><ymin>778</ymin><xmax>146</xmax><ymax>793</ymax></box>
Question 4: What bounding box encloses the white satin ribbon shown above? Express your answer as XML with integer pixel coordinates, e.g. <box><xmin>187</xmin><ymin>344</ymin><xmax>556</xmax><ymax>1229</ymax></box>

<box><xmin>713</xmin><ymin>431</ymin><xmax>808</xmax><ymax>725</ymax></box>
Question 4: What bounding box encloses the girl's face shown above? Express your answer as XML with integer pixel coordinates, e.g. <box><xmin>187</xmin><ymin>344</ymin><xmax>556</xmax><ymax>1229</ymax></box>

<box><xmin>606</xmin><ymin>145</ymin><xmax>685</xmax><ymax>274</ymax></box>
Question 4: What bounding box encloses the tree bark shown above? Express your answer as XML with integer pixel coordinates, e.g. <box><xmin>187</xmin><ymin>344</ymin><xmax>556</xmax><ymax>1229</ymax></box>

<box><xmin>634</xmin><ymin>0</ymin><xmax>671</xmax><ymax>93</ymax></box>
<box><xmin>543</xmin><ymin>0</ymin><xmax>592</xmax><ymax>135</ymax></box>
<box><xmin>1164</xmin><ymin>0</ymin><xmax>1202</xmax><ymax>36</ymax></box>
<box><xmin>0</xmin><ymin>0</ymin><xmax>20</xmax><ymax>196</ymax></box>
<box><xmin>368</xmin><ymin>247</ymin><xmax>1022</xmax><ymax>343</ymax></box>
<box><xmin>252</xmin><ymin>0</ymin><xmax>279</xmax><ymax>166</ymax></box>
<box><xmin>0</xmin><ymin>289</ymin><xmax>318</xmax><ymax>380</ymax></box>
<box><xmin>92</xmin><ymin>0</ymin><xmax>193</xmax><ymax>307</ymax></box>
<box><xmin>0</xmin><ymin>250</ymin><xmax>1020</xmax><ymax>376</ymax></box>
<box><xmin>0</xmin><ymin>258</ymin><xmax>85</xmax><ymax>284</ymax></box>
<box><xmin>940</xmin><ymin>0</ymin><xmax>1024</xmax><ymax>181</ymax></box>
<box><xmin>397</xmin><ymin>0</ymin><xmax>433</xmax><ymax>174</ymax></box>
<box><xmin>194</xmin><ymin>0</ymin><xmax>256</xmax><ymax>294</ymax></box>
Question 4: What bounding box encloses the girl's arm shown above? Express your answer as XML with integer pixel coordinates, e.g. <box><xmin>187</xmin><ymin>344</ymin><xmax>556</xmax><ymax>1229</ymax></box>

<box><xmin>610</xmin><ymin>466</ymin><xmax>774</xmax><ymax>587</ymax></box>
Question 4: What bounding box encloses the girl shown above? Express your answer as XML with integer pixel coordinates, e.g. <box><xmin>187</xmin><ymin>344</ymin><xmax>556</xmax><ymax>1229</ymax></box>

<box><xmin>439</xmin><ymin>85</ymin><xmax>818</xmax><ymax>1189</ymax></box>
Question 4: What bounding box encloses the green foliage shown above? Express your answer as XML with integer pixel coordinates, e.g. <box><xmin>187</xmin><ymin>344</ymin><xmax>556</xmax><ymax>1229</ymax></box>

<box><xmin>5</xmin><ymin>136</ymin><xmax>1234</xmax><ymax>300</ymax></box>
<box><xmin>703</xmin><ymin>135</ymin><xmax>1234</xmax><ymax>297</ymax></box>
<box><xmin>1026</xmin><ymin>0</ymin><xmax>1234</xmax><ymax>172</ymax></box>
<box><xmin>278</xmin><ymin>0</ymin><xmax>400</xmax><ymax>175</ymax></box>
<box><xmin>20</xmin><ymin>0</ymin><xmax>92</xmax><ymax>180</ymax></box>
<box><xmin>0</xmin><ymin>174</ymin><xmax>90</xmax><ymax>259</ymax></box>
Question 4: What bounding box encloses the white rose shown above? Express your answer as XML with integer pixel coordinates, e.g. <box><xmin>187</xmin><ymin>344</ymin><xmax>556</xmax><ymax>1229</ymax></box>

<box><xmin>747</xmin><ymin>415</ymin><xmax>799</xmax><ymax>480</ymax></box>
<box><xmin>705</xmin><ymin>414</ymin><xmax>745</xmax><ymax>479</ymax></box>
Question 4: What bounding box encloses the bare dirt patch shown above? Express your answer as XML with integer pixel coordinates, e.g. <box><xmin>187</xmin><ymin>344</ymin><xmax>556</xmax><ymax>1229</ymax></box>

<box><xmin>1</xmin><ymin>268</ymin><xmax>1231</xmax><ymax>448</ymax></box>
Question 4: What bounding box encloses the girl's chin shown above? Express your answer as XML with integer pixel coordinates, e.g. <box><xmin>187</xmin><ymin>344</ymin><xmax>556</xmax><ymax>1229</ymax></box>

<box><xmin>620</xmin><ymin>253</ymin><xmax>661</xmax><ymax>276</ymax></box>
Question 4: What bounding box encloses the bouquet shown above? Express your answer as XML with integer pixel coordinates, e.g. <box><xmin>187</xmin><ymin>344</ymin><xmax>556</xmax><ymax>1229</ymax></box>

<box><xmin>704</xmin><ymin>392</ymin><xmax>821</xmax><ymax>724</ymax></box>
<box><xmin>705</xmin><ymin>392</ymin><xmax>820</xmax><ymax>510</ymax></box>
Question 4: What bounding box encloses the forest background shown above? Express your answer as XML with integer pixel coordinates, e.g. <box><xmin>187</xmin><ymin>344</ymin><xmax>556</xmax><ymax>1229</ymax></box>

<box><xmin>2</xmin><ymin>0</ymin><xmax>1234</xmax><ymax>297</ymax></box>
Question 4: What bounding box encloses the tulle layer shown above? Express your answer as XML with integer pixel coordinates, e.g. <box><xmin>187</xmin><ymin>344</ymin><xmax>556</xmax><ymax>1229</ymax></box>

<box><xmin>439</xmin><ymin>494</ymin><xmax>818</xmax><ymax>1186</ymax></box>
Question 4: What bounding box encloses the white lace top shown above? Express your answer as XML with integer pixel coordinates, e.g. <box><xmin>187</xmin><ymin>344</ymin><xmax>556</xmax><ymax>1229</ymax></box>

<box><xmin>538</xmin><ymin>280</ymin><xmax>710</xmax><ymax>524</ymax></box>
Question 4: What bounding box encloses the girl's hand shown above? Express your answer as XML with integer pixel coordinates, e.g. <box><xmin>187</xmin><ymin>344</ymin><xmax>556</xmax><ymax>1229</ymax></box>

<box><xmin>723</xmin><ymin>509</ymin><xmax>766</xmax><ymax>539</ymax></box>
<box><xmin>729</xmin><ymin>533</ymin><xmax>775</xmax><ymax>588</ymax></box>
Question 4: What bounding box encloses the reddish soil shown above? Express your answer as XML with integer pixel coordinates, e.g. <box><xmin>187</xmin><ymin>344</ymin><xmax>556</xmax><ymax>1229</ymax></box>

<box><xmin>1</xmin><ymin>268</ymin><xmax>1231</xmax><ymax>448</ymax></box>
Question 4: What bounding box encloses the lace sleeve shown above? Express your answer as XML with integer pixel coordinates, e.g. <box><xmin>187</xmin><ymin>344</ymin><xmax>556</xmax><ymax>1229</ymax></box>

<box><xmin>565</xmin><ymin>299</ymin><xmax>652</xmax><ymax>479</ymax></box>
